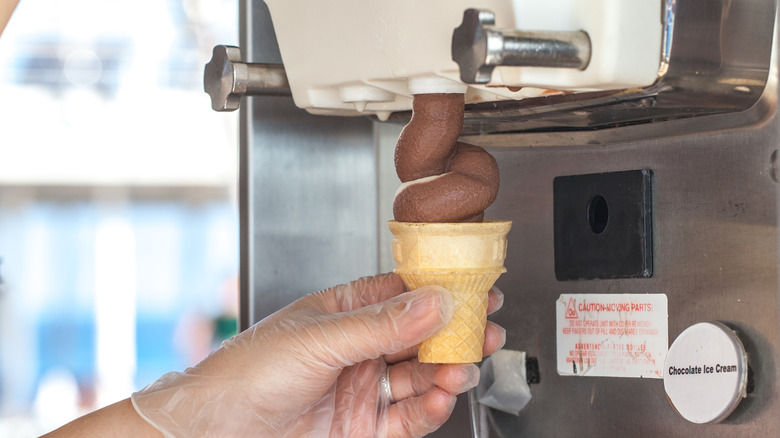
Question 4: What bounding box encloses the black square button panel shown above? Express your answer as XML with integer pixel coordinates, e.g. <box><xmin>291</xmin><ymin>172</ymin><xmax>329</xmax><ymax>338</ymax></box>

<box><xmin>553</xmin><ymin>169</ymin><xmax>653</xmax><ymax>281</ymax></box>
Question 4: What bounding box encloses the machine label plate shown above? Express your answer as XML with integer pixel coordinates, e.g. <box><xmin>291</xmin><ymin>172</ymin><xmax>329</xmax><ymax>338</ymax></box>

<box><xmin>556</xmin><ymin>293</ymin><xmax>668</xmax><ymax>378</ymax></box>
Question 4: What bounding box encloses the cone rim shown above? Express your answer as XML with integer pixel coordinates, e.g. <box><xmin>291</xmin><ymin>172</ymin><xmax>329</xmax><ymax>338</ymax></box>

<box><xmin>395</xmin><ymin>267</ymin><xmax>507</xmax><ymax>275</ymax></box>
<box><xmin>388</xmin><ymin>220</ymin><xmax>512</xmax><ymax>236</ymax></box>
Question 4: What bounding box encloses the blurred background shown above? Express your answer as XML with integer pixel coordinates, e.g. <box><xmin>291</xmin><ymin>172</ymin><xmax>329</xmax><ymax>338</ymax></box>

<box><xmin>0</xmin><ymin>0</ymin><xmax>239</xmax><ymax>435</ymax></box>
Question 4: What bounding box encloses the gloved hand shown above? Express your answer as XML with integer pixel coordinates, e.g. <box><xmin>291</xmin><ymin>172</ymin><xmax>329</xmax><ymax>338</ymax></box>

<box><xmin>131</xmin><ymin>273</ymin><xmax>506</xmax><ymax>437</ymax></box>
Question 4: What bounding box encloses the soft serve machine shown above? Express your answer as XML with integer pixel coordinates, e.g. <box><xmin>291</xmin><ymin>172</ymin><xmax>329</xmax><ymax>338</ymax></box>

<box><xmin>205</xmin><ymin>0</ymin><xmax>780</xmax><ymax>435</ymax></box>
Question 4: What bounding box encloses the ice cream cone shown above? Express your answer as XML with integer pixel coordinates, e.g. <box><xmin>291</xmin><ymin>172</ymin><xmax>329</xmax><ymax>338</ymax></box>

<box><xmin>388</xmin><ymin>220</ymin><xmax>511</xmax><ymax>363</ymax></box>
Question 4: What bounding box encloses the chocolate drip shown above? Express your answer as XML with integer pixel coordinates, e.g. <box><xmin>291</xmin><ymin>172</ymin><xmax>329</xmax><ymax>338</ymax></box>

<box><xmin>393</xmin><ymin>94</ymin><xmax>499</xmax><ymax>223</ymax></box>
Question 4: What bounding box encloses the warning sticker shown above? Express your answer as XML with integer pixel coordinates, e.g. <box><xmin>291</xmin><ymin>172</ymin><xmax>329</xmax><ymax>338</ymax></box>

<box><xmin>556</xmin><ymin>294</ymin><xmax>668</xmax><ymax>379</ymax></box>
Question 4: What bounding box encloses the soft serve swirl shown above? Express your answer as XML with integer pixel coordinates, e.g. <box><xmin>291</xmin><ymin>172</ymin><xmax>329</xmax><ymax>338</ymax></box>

<box><xmin>393</xmin><ymin>93</ymin><xmax>499</xmax><ymax>223</ymax></box>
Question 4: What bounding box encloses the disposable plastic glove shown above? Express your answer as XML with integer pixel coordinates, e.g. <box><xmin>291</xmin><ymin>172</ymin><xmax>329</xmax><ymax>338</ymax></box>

<box><xmin>132</xmin><ymin>273</ymin><xmax>506</xmax><ymax>437</ymax></box>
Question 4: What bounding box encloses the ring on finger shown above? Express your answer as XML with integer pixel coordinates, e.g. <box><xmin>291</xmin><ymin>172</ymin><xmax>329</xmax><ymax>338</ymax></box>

<box><xmin>379</xmin><ymin>366</ymin><xmax>395</xmax><ymax>403</ymax></box>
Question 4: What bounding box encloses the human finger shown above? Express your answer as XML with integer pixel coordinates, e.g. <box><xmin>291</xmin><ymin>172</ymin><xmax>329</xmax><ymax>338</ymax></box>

<box><xmin>483</xmin><ymin>320</ymin><xmax>507</xmax><ymax>356</ymax></box>
<box><xmin>308</xmin><ymin>273</ymin><xmax>408</xmax><ymax>313</ymax></box>
<box><xmin>388</xmin><ymin>360</ymin><xmax>479</xmax><ymax>401</ymax></box>
<box><xmin>308</xmin><ymin>286</ymin><xmax>454</xmax><ymax>368</ymax></box>
<box><xmin>487</xmin><ymin>285</ymin><xmax>504</xmax><ymax>315</ymax></box>
<box><xmin>385</xmin><ymin>315</ymin><xmax>506</xmax><ymax>365</ymax></box>
<box><xmin>336</xmin><ymin>273</ymin><xmax>409</xmax><ymax>308</ymax></box>
<box><xmin>386</xmin><ymin>387</ymin><xmax>456</xmax><ymax>438</ymax></box>
<box><xmin>384</xmin><ymin>345</ymin><xmax>419</xmax><ymax>365</ymax></box>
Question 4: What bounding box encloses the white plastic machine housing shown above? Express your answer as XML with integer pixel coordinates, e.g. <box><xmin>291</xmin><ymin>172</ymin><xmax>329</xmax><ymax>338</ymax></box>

<box><xmin>264</xmin><ymin>0</ymin><xmax>664</xmax><ymax>120</ymax></box>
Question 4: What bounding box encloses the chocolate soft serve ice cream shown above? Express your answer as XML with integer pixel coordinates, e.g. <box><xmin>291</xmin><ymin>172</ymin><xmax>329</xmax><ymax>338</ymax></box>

<box><xmin>393</xmin><ymin>93</ymin><xmax>500</xmax><ymax>223</ymax></box>
<box><xmin>389</xmin><ymin>91</ymin><xmax>510</xmax><ymax>364</ymax></box>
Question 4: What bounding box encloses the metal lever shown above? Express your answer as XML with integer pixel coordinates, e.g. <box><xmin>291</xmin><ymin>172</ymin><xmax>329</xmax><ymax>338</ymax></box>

<box><xmin>204</xmin><ymin>45</ymin><xmax>290</xmax><ymax>112</ymax></box>
<box><xmin>452</xmin><ymin>9</ymin><xmax>591</xmax><ymax>84</ymax></box>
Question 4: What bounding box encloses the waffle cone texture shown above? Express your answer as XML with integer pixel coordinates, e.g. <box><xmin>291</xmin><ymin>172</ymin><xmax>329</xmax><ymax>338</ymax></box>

<box><xmin>388</xmin><ymin>220</ymin><xmax>511</xmax><ymax>363</ymax></box>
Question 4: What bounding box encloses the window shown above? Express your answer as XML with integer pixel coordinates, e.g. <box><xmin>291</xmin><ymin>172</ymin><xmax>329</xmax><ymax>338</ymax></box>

<box><xmin>0</xmin><ymin>0</ymin><xmax>238</xmax><ymax>434</ymax></box>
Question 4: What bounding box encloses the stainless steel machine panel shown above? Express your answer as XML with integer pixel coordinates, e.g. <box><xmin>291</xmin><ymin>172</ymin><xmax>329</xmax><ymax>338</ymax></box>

<box><xmin>238</xmin><ymin>1</ymin><xmax>377</xmax><ymax>327</ymax></box>
<box><xmin>475</xmin><ymin>99</ymin><xmax>780</xmax><ymax>436</ymax></box>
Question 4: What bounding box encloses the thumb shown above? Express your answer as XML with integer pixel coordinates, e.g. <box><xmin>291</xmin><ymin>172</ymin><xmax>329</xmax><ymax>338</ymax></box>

<box><xmin>379</xmin><ymin>286</ymin><xmax>456</xmax><ymax>347</ymax></box>
<box><xmin>315</xmin><ymin>286</ymin><xmax>455</xmax><ymax>368</ymax></box>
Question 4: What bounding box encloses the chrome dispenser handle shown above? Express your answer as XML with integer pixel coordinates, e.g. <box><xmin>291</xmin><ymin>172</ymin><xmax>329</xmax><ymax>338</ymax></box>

<box><xmin>203</xmin><ymin>45</ymin><xmax>290</xmax><ymax>112</ymax></box>
<box><xmin>452</xmin><ymin>9</ymin><xmax>591</xmax><ymax>84</ymax></box>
